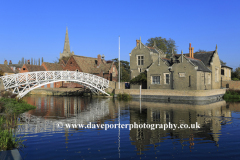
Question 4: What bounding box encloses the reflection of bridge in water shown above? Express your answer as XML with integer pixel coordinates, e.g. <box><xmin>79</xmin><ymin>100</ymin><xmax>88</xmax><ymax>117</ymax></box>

<box><xmin>17</xmin><ymin>97</ymin><xmax>114</xmax><ymax>134</ymax></box>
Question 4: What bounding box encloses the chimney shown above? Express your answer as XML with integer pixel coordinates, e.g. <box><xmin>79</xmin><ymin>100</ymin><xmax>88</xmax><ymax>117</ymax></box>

<box><xmin>189</xmin><ymin>43</ymin><xmax>192</xmax><ymax>58</ymax></box>
<box><xmin>27</xmin><ymin>60</ymin><xmax>30</xmax><ymax>64</ymax></box>
<box><xmin>4</xmin><ymin>60</ymin><xmax>8</xmax><ymax>65</ymax></box>
<box><xmin>97</xmin><ymin>54</ymin><xmax>101</xmax><ymax>66</ymax></box>
<box><xmin>9</xmin><ymin>60</ymin><xmax>12</xmax><ymax>65</ymax></box>
<box><xmin>191</xmin><ymin>47</ymin><xmax>194</xmax><ymax>58</ymax></box>
<box><xmin>136</xmin><ymin>40</ymin><xmax>140</xmax><ymax>46</ymax></box>
<box><xmin>189</xmin><ymin>43</ymin><xmax>194</xmax><ymax>58</ymax></box>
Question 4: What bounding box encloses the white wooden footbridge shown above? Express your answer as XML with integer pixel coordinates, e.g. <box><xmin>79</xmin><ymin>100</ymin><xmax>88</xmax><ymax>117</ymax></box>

<box><xmin>0</xmin><ymin>71</ymin><xmax>110</xmax><ymax>98</ymax></box>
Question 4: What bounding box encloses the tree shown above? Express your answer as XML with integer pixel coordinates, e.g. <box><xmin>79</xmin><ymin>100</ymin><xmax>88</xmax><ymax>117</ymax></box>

<box><xmin>231</xmin><ymin>67</ymin><xmax>240</xmax><ymax>80</ymax></box>
<box><xmin>195</xmin><ymin>49</ymin><xmax>207</xmax><ymax>53</ymax></box>
<box><xmin>129</xmin><ymin>72</ymin><xmax>147</xmax><ymax>84</ymax></box>
<box><xmin>146</xmin><ymin>37</ymin><xmax>177</xmax><ymax>58</ymax></box>
<box><xmin>42</xmin><ymin>57</ymin><xmax>44</xmax><ymax>64</ymax></box>
<box><xmin>112</xmin><ymin>58</ymin><xmax>130</xmax><ymax>82</ymax></box>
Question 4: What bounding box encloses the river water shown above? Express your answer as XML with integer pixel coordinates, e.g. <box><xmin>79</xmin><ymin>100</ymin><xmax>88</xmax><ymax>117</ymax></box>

<box><xmin>14</xmin><ymin>95</ymin><xmax>240</xmax><ymax>159</ymax></box>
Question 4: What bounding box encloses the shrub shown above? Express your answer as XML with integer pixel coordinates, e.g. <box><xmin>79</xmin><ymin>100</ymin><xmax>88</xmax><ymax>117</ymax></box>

<box><xmin>117</xmin><ymin>93</ymin><xmax>132</xmax><ymax>101</ymax></box>
<box><xmin>232</xmin><ymin>78</ymin><xmax>239</xmax><ymax>81</ymax></box>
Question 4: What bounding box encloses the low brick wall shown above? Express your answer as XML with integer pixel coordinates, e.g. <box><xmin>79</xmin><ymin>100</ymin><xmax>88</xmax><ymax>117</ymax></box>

<box><xmin>222</xmin><ymin>80</ymin><xmax>240</xmax><ymax>90</ymax></box>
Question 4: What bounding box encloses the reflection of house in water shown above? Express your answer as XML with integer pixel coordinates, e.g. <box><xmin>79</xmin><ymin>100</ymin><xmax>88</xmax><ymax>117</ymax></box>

<box><xmin>129</xmin><ymin>100</ymin><xmax>231</xmax><ymax>154</ymax></box>
<box><xmin>18</xmin><ymin>96</ymin><xmax>118</xmax><ymax>134</ymax></box>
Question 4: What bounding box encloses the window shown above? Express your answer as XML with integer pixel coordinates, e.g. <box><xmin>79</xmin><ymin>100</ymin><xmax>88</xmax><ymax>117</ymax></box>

<box><xmin>189</xmin><ymin>76</ymin><xmax>191</xmax><ymax>87</ymax></box>
<box><xmin>164</xmin><ymin>73</ymin><xmax>170</xmax><ymax>84</ymax></box>
<box><xmin>221</xmin><ymin>69</ymin><xmax>224</xmax><ymax>75</ymax></box>
<box><xmin>23</xmin><ymin>68</ymin><xmax>26</xmax><ymax>70</ymax></box>
<box><xmin>137</xmin><ymin>56</ymin><xmax>144</xmax><ymax>65</ymax></box>
<box><xmin>215</xmin><ymin>68</ymin><xmax>219</xmax><ymax>82</ymax></box>
<box><xmin>229</xmin><ymin>70</ymin><xmax>231</xmax><ymax>78</ymax></box>
<box><xmin>76</xmin><ymin>69</ymin><xmax>79</xmax><ymax>72</ymax></box>
<box><xmin>208</xmin><ymin>74</ymin><xmax>211</xmax><ymax>84</ymax></box>
<box><xmin>152</xmin><ymin>76</ymin><xmax>160</xmax><ymax>84</ymax></box>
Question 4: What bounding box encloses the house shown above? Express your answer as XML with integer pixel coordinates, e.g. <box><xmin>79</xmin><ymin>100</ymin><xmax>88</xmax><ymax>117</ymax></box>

<box><xmin>63</xmin><ymin>54</ymin><xmax>118</xmax><ymax>86</ymax></box>
<box><xmin>42</xmin><ymin>62</ymin><xmax>64</xmax><ymax>88</ymax></box>
<box><xmin>20</xmin><ymin>64</ymin><xmax>46</xmax><ymax>73</ymax></box>
<box><xmin>130</xmin><ymin>38</ymin><xmax>225</xmax><ymax>90</ymax></box>
<box><xmin>221</xmin><ymin>65</ymin><xmax>232</xmax><ymax>81</ymax></box>
<box><xmin>0</xmin><ymin>64</ymin><xmax>14</xmax><ymax>76</ymax></box>
<box><xmin>7</xmin><ymin>60</ymin><xmax>23</xmax><ymax>73</ymax></box>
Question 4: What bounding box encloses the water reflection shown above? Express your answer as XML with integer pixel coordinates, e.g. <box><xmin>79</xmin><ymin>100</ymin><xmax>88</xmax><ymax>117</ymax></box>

<box><xmin>128</xmin><ymin>100</ymin><xmax>232</xmax><ymax>154</ymax></box>
<box><xmin>18</xmin><ymin>95</ymin><xmax>118</xmax><ymax>134</ymax></box>
<box><xmin>17</xmin><ymin>95</ymin><xmax>240</xmax><ymax>159</ymax></box>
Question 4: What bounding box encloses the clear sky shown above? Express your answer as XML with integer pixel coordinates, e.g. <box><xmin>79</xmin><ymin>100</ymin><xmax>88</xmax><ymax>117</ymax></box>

<box><xmin>0</xmin><ymin>0</ymin><xmax>239</xmax><ymax>69</ymax></box>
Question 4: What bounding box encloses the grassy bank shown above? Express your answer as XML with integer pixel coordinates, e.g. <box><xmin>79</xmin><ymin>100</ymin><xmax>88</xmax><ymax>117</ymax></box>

<box><xmin>117</xmin><ymin>93</ymin><xmax>132</xmax><ymax>101</ymax></box>
<box><xmin>223</xmin><ymin>89</ymin><xmax>240</xmax><ymax>101</ymax></box>
<box><xmin>0</xmin><ymin>91</ymin><xmax>36</xmax><ymax>151</ymax></box>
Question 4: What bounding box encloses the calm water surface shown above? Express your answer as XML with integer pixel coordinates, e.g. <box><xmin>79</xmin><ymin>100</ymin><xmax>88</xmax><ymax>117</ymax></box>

<box><xmin>14</xmin><ymin>95</ymin><xmax>240</xmax><ymax>159</ymax></box>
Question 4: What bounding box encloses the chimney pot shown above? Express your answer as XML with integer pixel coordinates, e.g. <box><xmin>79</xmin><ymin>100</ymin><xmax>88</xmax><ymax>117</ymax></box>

<box><xmin>136</xmin><ymin>40</ymin><xmax>140</xmax><ymax>46</ymax></box>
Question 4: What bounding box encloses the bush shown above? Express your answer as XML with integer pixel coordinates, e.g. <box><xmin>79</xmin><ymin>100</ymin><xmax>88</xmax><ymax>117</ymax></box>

<box><xmin>117</xmin><ymin>93</ymin><xmax>132</xmax><ymax>101</ymax></box>
<box><xmin>232</xmin><ymin>78</ymin><xmax>239</xmax><ymax>81</ymax></box>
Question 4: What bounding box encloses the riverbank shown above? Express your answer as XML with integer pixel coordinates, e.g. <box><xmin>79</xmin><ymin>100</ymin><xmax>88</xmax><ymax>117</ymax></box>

<box><xmin>115</xmin><ymin>89</ymin><xmax>226</xmax><ymax>104</ymax></box>
<box><xmin>0</xmin><ymin>94</ymin><xmax>36</xmax><ymax>151</ymax></box>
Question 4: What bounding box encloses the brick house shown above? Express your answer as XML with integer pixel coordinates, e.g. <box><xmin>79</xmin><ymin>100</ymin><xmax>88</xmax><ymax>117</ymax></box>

<box><xmin>63</xmin><ymin>54</ymin><xmax>118</xmax><ymax>88</ymax></box>
<box><xmin>42</xmin><ymin>62</ymin><xmax>64</xmax><ymax>88</ymax></box>
<box><xmin>130</xmin><ymin>38</ymin><xmax>227</xmax><ymax>90</ymax></box>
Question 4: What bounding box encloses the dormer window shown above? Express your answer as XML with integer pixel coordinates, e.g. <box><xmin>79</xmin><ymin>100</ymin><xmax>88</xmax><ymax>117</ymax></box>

<box><xmin>138</xmin><ymin>56</ymin><xmax>144</xmax><ymax>65</ymax></box>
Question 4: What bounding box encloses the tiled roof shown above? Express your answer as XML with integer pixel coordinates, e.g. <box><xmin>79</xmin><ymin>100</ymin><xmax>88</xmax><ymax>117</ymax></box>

<box><xmin>42</xmin><ymin>62</ymin><xmax>63</xmax><ymax>71</ymax></box>
<box><xmin>186</xmin><ymin>58</ymin><xmax>211</xmax><ymax>72</ymax></box>
<box><xmin>24</xmin><ymin>64</ymin><xmax>46</xmax><ymax>72</ymax></box>
<box><xmin>193</xmin><ymin>51</ymin><xmax>215</xmax><ymax>66</ymax></box>
<box><xmin>0</xmin><ymin>64</ymin><xmax>14</xmax><ymax>73</ymax></box>
<box><xmin>72</xmin><ymin>55</ymin><xmax>112</xmax><ymax>74</ymax></box>
<box><xmin>8</xmin><ymin>64</ymin><xmax>23</xmax><ymax>68</ymax></box>
<box><xmin>147</xmin><ymin>47</ymin><xmax>158</xmax><ymax>53</ymax></box>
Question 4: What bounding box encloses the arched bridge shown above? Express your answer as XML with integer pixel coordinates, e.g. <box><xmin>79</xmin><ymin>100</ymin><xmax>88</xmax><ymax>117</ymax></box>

<box><xmin>0</xmin><ymin>71</ymin><xmax>110</xmax><ymax>98</ymax></box>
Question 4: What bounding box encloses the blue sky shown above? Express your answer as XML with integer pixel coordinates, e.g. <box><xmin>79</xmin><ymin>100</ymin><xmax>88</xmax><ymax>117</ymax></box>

<box><xmin>0</xmin><ymin>0</ymin><xmax>239</xmax><ymax>69</ymax></box>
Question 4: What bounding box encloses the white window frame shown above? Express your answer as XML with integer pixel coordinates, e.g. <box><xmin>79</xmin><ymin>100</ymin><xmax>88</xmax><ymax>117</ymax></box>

<box><xmin>164</xmin><ymin>73</ymin><xmax>170</xmax><ymax>85</ymax></box>
<box><xmin>137</xmin><ymin>55</ymin><xmax>144</xmax><ymax>66</ymax></box>
<box><xmin>151</xmin><ymin>76</ymin><xmax>160</xmax><ymax>84</ymax></box>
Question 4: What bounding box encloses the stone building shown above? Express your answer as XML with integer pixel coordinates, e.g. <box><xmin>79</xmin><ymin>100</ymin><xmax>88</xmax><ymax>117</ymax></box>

<box><xmin>221</xmin><ymin>65</ymin><xmax>232</xmax><ymax>81</ymax></box>
<box><xmin>130</xmin><ymin>39</ymin><xmax>227</xmax><ymax>90</ymax></box>
<box><xmin>60</xmin><ymin>27</ymin><xmax>74</xmax><ymax>59</ymax></box>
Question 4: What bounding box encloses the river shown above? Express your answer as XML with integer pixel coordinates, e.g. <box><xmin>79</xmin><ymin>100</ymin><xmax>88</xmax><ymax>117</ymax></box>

<box><xmin>14</xmin><ymin>95</ymin><xmax>240</xmax><ymax>159</ymax></box>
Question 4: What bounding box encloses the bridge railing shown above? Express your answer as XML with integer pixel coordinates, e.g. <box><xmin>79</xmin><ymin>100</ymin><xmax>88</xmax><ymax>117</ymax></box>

<box><xmin>0</xmin><ymin>71</ymin><xmax>109</xmax><ymax>90</ymax></box>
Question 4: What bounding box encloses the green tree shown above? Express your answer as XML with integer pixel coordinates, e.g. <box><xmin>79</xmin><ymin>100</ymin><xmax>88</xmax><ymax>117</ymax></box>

<box><xmin>129</xmin><ymin>72</ymin><xmax>147</xmax><ymax>84</ymax></box>
<box><xmin>112</xmin><ymin>58</ymin><xmax>130</xmax><ymax>82</ymax></box>
<box><xmin>195</xmin><ymin>49</ymin><xmax>207</xmax><ymax>53</ymax></box>
<box><xmin>146</xmin><ymin>37</ymin><xmax>177</xmax><ymax>58</ymax></box>
<box><xmin>231</xmin><ymin>67</ymin><xmax>240</xmax><ymax>80</ymax></box>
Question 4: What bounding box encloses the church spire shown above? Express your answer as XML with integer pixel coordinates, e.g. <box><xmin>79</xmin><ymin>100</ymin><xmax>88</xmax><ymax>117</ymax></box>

<box><xmin>60</xmin><ymin>27</ymin><xmax>74</xmax><ymax>59</ymax></box>
<box><xmin>63</xmin><ymin>27</ymin><xmax>71</xmax><ymax>54</ymax></box>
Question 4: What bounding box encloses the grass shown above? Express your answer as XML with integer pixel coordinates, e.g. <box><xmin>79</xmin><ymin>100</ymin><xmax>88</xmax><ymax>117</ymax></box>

<box><xmin>117</xmin><ymin>93</ymin><xmax>132</xmax><ymax>101</ymax></box>
<box><xmin>223</xmin><ymin>89</ymin><xmax>240</xmax><ymax>101</ymax></box>
<box><xmin>0</xmin><ymin>116</ymin><xmax>26</xmax><ymax>151</ymax></box>
<box><xmin>0</xmin><ymin>91</ymin><xmax>35</xmax><ymax>150</ymax></box>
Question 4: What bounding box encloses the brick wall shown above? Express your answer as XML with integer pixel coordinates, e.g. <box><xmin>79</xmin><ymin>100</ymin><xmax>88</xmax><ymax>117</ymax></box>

<box><xmin>222</xmin><ymin>80</ymin><xmax>240</xmax><ymax>90</ymax></box>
